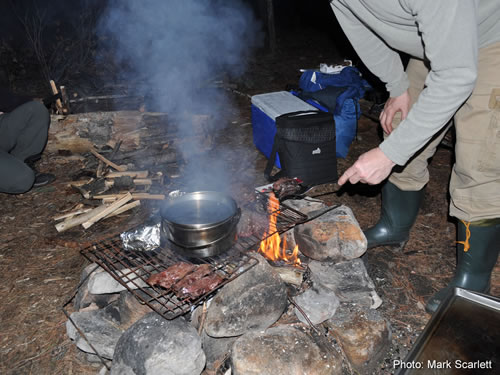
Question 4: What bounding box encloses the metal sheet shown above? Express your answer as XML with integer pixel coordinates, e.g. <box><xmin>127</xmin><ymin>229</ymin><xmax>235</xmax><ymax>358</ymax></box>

<box><xmin>397</xmin><ymin>288</ymin><xmax>500</xmax><ymax>374</ymax></box>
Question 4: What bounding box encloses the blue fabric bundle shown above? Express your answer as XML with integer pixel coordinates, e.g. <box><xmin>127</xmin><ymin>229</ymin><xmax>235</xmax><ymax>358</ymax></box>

<box><xmin>297</xmin><ymin>67</ymin><xmax>371</xmax><ymax>157</ymax></box>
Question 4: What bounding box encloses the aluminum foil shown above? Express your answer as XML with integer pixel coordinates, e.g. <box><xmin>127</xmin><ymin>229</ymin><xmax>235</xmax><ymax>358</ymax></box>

<box><xmin>120</xmin><ymin>191</ymin><xmax>188</xmax><ymax>251</ymax></box>
<box><xmin>120</xmin><ymin>221</ymin><xmax>161</xmax><ymax>252</ymax></box>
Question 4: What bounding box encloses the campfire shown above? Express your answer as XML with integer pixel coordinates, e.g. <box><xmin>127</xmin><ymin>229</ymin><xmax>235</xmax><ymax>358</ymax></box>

<box><xmin>259</xmin><ymin>194</ymin><xmax>301</xmax><ymax>266</ymax></box>
<box><xmin>65</xmin><ymin>192</ymin><xmax>384</xmax><ymax>375</ymax></box>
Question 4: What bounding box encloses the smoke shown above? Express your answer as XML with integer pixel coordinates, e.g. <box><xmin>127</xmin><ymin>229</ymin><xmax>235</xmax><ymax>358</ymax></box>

<box><xmin>98</xmin><ymin>0</ymin><xmax>260</xmax><ymax>190</ymax></box>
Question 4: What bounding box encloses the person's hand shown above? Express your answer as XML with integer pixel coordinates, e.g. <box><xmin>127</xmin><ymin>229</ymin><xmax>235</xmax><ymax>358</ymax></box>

<box><xmin>338</xmin><ymin>147</ymin><xmax>396</xmax><ymax>185</ymax></box>
<box><xmin>379</xmin><ymin>90</ymin><xmax>411</xmax><ymax>134</ymax></box>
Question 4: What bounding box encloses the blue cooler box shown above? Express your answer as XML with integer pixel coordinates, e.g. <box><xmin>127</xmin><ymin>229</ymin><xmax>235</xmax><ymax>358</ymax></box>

<box><xmin>251</xmin><ymin>91</ymin><xmax>317</xmax><ymax>168</ymax></box>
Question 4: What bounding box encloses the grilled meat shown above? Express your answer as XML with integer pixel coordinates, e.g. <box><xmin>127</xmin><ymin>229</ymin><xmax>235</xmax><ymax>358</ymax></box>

<box><xmin>147</xmin><ymin>262</ymin><xmax>196</xmax><ymax>289</ymax></box>
<box><xmin>176</xmin><ymin>272</ymin><xmax>224</xmax><ymax>298</ymax></box>
<box><xmin>148</xmin><ymin>263</ymin><xmax>224</xmax><ymax>299</ymax></box>
<box><xmin>272</xmin><ymin>177</ymin><xmax>302</xmax><ymax>200</ymax></box>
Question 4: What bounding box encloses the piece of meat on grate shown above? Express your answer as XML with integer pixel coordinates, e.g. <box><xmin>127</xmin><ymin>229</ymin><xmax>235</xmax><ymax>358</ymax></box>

<box><xmin>173</xmin><ymin>264</ymin><xmax>224</xmax><ymax>298</ymax></box>
<box><xmin>177</xmin><ymin>273</ymin><xmax>225</xmax><ymax>298</ymax></box>
<box><xmin>272</xmin><ymin>177</ymin><xmax>302</xmax><ymax>200</ymax></box>
<box><xmin>147</xmin><ymin>262</ymin><xmax>196</xmax><ymax>290</ymax></box>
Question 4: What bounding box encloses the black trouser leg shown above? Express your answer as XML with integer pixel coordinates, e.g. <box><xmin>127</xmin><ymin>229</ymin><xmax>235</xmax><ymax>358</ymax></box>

<box><xmin>0</xmin><ymin>150</ymin><xmax>35</xmax><ymax>193</ymax></box>
<box><xmin>0</xmin><ymin>101</ymin><xmax>50</xmax><ymax>193</ymax></box>
<box><xmin>0</xmin><ymin>101</ymin><xmax>50</xmax><ymax>161</ymax></box>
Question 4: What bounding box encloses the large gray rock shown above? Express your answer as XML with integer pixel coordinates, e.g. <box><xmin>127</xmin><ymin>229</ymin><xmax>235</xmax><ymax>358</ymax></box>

<box><xmin>231</xmin><ymin>325</ymin><xmax>342</xmax><ymax>375</ymax></box>
<box><xmin>283</xmin><ymin>198</ymin><xmax>328</xmax><ymax>216</ymax></box>
<box><xmin>294</xmin><ymin>205</ymin><xmax>367</xmax><ymax>261</ymax></box>
<box><xmin>204</xmin><ymin>253</ymin><xmax>288</xmax><ymax>337</ymax></box>
<box><xmin>87</xmin><ymin>266</ymin><xmax>149</xmax><ymax>294</ymax></box>
<box><xmin>111</xmin><ymin>313</ymin><xmax>206</xmax><ymax>375</ymax></box>
<box><xmin>74</xmin><ymin>263</ymin><xmax>127</xmax><ymax>310</ymax></box>
<box><xmin>325</xmin><ymin>303</ymin><xmax>391</xmax><ymax>374</ymax></box>
<box><xmin>202</xmin><ymin>332</ymin><xmax>238</xmax><ymax>371</ymax></box>
<box><xmin>66</xmin><ymin>308</ymin><xmax>124</xmax><ymax>360</ymax></box>
<box><xmin>66</xmin><ymin>292</ymin><xmax>152</xmax><ymax>359</ymax></box>
<box><xmin>281</xmin><ymin>198</ymin><xmax>329</xmax><ymax>249</ymax></box>
<box><xmin>191</xmin><ymin>303</ymin><xmax>237</xmax><ymax>370</ymax></box>
<box><xmin>293</xmin><ymin>282</ymin><xmax>340</xmax><ymax>325</ymax></box>
<box><xmin>309</xmin><ymin>259</ymin><xmax>382</xmax><ymax>309</ymax></box>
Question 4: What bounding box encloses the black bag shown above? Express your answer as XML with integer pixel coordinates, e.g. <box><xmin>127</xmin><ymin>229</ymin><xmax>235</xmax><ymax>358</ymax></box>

<box><xmin>264</xmin><ymin>110</ymin><xmax>338</xmax><ymax>186</ymax></box>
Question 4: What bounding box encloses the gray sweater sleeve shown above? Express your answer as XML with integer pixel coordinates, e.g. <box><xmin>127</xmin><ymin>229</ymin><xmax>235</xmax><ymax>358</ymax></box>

<box><xmin>333</xmin><ymin>0</ymin><xmax>479</xmax><ymax>165</ymax></box>
<box><xmin>330</xmin><ymin>4</ymin><xmax>409</xmax><ymax>98</ymax></box>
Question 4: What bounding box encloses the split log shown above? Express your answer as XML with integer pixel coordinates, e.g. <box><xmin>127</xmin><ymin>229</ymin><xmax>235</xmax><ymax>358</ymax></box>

<box><xmin>104</xmin><ymin>200</ymin><xmax>141</xmax><ymax>218</ymax></box>
<box><xmin>131</xmin><ymin>178</ymin><xmax>153</xmax><ymax>186</ymax></box>
<box><xmin>89</xmin><ymin>147</ymin><xmax>127</xmax><ymax>172</ymax></box>
<box><xmin>68</xmin><ymin>179</ymin><xmax>93</xmax><ymax>187</ymax></box>
<box><xmin>55</xmin><ymin>204</ymin><xmax>110</xmax><ymax>232</ymax></box>
<box><xmin>77</xmin><ymin>178</ymin><xmax>109</xmax><ymax>199</ymax></box>
<box><xmin>74</xmin><ymin>176</ymin><xmax>153</xmax><ymax>199</ymax></box>
<box><xmin>82</xmin><ymin>192</ymin><xmax>133</xmax><ymax>229</ymax></box>
<box><xmin>101</xmin><ymin>197</ymin><xmax>119</xmax><ymax>204</ymax></box>
<box><xmin>53</xmin><ymin>208</ymin><xmax>93</xmax><ymax>221</ymax></box>
<box><xmin>49</xmin><ymin>80</ymin><xmax>64</xmax><ymax>113</ymax></box>
<box><xmin>59</xmin><ymin>85</ymin><xmax>70</xmax><ymax>114</ymax></box>
<box><xmin>104</xmin><ymin>177</ymin><xmax>152</xmax><ymax>188</ymax></box>
<box><xmin>105</xmin><ymin>171</ymin><xmax>148</xmax><ymax>179</ymax></box>
<box><xmin>94</xmin><ymin>193</ymin><xmax>165</xmax><ymax>200</ymax></box>
<box><xmin>96</xmin><ymin>161</ymin><xmax>104</xmax><ymax>177</ymax></box>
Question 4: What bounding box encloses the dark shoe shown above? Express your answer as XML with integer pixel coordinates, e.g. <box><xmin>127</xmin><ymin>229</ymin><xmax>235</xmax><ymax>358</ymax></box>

<box><xmin>425</xmin><ymin>219</ymin><xmax>500</xmax><ymax>314</ymax></box>
<box><xmin>25</xmin><ymin>154</ymin><xmax>56</xmax><ymax>188</ymax></box>
<box><xmin>33</xmin><ymin>172</ymin><xmax>56</xmax><ymax>187</ymax></box>
<box><xmin>363</xmin><ymin>181</ymin><xmax>424</xmax><ymax>249</ymax></box>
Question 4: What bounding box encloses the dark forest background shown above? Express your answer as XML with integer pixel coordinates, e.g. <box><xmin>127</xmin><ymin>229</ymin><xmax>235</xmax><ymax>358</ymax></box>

<box><xmin>0</xmin><ymin>0</ymin><xmax>364</xmax><ymax>99</ymax></box>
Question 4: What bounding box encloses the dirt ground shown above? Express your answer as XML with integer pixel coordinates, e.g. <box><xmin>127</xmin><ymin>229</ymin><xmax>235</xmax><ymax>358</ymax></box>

<box><xmin>1</xmin><ymin>32</ymin><xmax>499</xmax><ymax>375</ymax></box>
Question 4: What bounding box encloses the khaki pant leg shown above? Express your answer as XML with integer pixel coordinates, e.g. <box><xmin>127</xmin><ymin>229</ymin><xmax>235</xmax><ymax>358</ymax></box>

<box><xmin>388</xmin><ymin>58</ymin><xmax>452</xmax><ymax>191</ymax></box>
<box><xmin>449</xmin><ymin>42</ymin><xmax>500</xmax><ymax>222</ymax></box>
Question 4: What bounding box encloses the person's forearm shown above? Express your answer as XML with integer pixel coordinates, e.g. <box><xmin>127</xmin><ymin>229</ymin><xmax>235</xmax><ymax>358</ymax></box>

<box><xmin>380</xmin><ymin>0</ymin><xmax>478</xmax><ymax>165</ymax></box>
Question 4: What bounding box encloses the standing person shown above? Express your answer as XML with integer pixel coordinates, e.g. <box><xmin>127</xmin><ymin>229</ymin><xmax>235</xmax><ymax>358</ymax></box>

<box><xmin>331</xmin><ymin>0</ymin><xmax>500</xmax><ymax>313</ymax></box>
<box><xmin>0</xmin><ymin>96</ymin><xmax>55</xmax><ymax>194</ymax></box>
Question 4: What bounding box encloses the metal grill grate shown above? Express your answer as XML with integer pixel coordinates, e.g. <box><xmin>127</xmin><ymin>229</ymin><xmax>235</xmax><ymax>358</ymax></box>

<box><xmin>80</xmin><ymin>192</ymin><xmax>307</xmax><ymax>320</ymax></box>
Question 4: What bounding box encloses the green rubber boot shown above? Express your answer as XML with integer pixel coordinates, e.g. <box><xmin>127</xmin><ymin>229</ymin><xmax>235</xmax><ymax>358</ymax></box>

<box><xmin>363</xmin><ymin>181</ymin><xmax>424</xmax><ymax>249</ymax></box>
<box><xmin>425</xmin><ymin>219</ymin><xmax>500</xmax><ymax>314</ymax></box>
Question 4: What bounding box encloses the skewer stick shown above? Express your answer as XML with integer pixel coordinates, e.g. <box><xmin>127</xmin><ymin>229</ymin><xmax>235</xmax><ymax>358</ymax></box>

<box><xmin>82</xmin><ymin>192</ymin><xmax>133</xmax><ymax>229</ymax></box>
<box><xmin>89</xmin><ymin>146</ymin><xmax>127</xmax><ymax>172</ymax></box>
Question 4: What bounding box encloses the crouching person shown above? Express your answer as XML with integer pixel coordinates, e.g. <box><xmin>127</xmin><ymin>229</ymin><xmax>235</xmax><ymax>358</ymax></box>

<box><xmin>0</xmin><ymin>100</ymin><xmax>55</xmax><ymax>193</ymax></box>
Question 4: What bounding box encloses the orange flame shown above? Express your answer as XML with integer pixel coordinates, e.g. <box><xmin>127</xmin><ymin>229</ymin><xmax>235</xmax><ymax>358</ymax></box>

<box><xmin>259</xmin><ymin>195</ymin><xmax>301</xmax><ymax>266</ymax></box>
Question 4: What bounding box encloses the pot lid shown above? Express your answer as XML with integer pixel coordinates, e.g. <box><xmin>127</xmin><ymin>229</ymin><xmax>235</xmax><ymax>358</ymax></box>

<box><xmin>161</xmin><ymin>191</ymin><xmax>238</xmax><ymax>226</ymax></box>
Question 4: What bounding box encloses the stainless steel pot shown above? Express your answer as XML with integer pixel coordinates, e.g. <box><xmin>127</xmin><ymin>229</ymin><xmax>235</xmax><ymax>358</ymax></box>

<box><xmin>160</xmin><ymin>191</ymin><xmax>240</xmax><ymax>255</ymax></box>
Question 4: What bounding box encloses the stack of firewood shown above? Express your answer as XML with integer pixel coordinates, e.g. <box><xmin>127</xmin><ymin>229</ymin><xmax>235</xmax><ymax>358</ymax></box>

<box><xmin>54</xmin><ymin>147</ymin><xmax>166</xmax><ymax>232</ymax></box>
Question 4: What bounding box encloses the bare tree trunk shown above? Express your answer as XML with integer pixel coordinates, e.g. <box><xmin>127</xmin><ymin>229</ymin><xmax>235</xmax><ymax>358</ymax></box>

<box><xmin>266</xmin><ymin>0</ymin><xmax>276</xmax><ymax>54</ymax></box>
